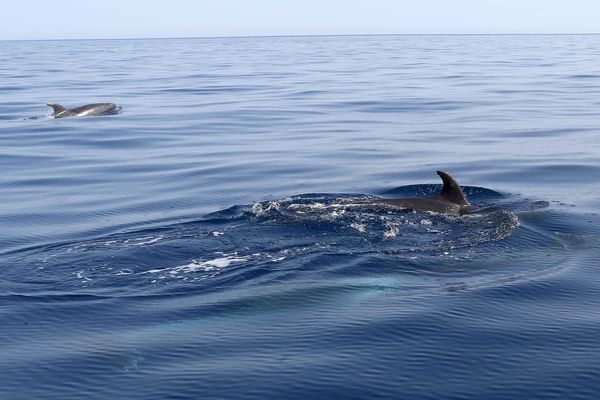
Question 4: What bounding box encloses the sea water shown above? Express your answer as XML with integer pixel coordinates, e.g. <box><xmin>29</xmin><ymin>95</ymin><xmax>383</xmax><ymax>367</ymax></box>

<box><xmin>1</xmin><ymin>35</ymin><xmax>600</xmax><ymax>399</ymax></box>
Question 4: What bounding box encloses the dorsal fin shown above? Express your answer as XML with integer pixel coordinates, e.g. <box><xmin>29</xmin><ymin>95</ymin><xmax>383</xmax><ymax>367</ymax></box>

<box><xmin>437</xmin><ymin>170</ymin><xmax>469</xmax><ymax>206</ymax></box>
<box><xmin>47</xmin><ymin>103</ymin><xmax>69</xmax><ymax>116</ymax></box>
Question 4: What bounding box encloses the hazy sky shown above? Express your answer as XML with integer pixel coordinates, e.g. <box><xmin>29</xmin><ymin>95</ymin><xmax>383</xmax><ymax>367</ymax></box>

<box><xmin>1</xmin><ymin>0</ymin><xmax>599</xmax><ymax>40</ymax></box>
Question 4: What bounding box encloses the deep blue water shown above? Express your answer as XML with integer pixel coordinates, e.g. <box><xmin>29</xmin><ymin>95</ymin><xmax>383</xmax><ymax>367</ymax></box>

<box><xmin>1</xmin><ymin>35</ymin><xmax>600</xmax><ymax>399</ymax></box>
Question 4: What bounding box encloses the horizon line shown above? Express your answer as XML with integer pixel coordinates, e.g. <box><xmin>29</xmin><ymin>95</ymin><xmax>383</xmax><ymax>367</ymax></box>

<box><xmin>1</xmin><ymin>32</ymin><xmax>600</xmax><ymax>42</ymax></box>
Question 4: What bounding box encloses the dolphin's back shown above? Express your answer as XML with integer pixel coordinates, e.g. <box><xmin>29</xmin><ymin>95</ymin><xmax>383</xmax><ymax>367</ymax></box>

<box><xmin>373</xmin><ymin>197</ymin><xmax>462</xmax><ymax>214</ymax></box>
<box><xmin>69</xmin><ymin>103</ymin><xmax>118</xmax><ymax>117</ymax></box>
<box><xmin>47</xmin><ymin>102</ymin><xmax>119</xmax><ymax>118</ymax></box>
<box><xmin>371</xmin><ymin>171</ymin><xmax>471</xmax><ymax>215</ymax></box>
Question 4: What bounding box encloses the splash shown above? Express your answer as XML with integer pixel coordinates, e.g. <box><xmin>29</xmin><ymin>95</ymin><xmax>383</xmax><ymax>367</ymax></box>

<box><xmin>5</xmin><ymin>188</ymin><xmax>532</xmax><ymax>293</ymax></box>
<box><xmin>247</xmin><ymin>193</ymin><xmax>519</xmax><ymax>251</ymax></box>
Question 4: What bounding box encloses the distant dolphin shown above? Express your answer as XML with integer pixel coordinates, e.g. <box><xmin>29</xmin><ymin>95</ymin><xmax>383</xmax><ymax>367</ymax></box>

<box><xmin>47</xmin><ymin>102</ymin><xmax>120</xmax><ymax>118</ymax></box>
<box><xmin>372</xmin><ymin>171</ymin><xmax>472</xmax><ymax>215</ymax></box>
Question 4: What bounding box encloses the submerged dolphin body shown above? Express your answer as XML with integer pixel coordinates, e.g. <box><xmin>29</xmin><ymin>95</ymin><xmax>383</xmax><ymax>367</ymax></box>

<box><xmin>47</xmin><ymin>102</ymin><xmax>120</xmax><ymax>118</ymax></box>
<box><xmin>372</xmin><ymin>171</ymin><xmax>472</xmax><ymax>215</ymax></box>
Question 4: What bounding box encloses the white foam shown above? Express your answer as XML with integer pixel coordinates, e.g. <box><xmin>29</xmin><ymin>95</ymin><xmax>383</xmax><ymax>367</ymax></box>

<box><xmin>351</xmin><ymin>222</ymin><xmax>367</xmax><ymax>233</ymax></box>
<box><xmin>146</xmin><ymin>254</ymin><xmax>249</xmax><ymax>275</ymax></box>
<box><xmin>75</xmin><ymin>271</ymin><xmax>92</xmax><ymax>281</ymax></box>
<box><xmin>145</xmin><ymin>268</ymin><xmax>164</xmax><ymax>274</ymax></box>
<box><xmin>115</xmin><ymin>269</ymin><xmax>134</xmax><ymax>276</ymax></box>
<box><xmin>384</xmin><ymin>223</ymin><xmax>400</xmax><ymax>238</ymax></box>
<box><xmin>252</xmin><ymin>201</ymin><xmax>280</xmax><ymax>216</ymax></box>
<box><xmin>130</xmin><ymin>236</ymin><xmax>163</xmax><ymax>246</ymax></box>
<box><xmin>288</xmin><ymin>202</ymin><xmax>326</xmax><ymax>210</ymax></box>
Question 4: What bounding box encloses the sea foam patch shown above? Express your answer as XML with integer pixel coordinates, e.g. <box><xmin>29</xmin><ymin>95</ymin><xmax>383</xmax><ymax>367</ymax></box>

<box><xmin>146</xmin><ymin>254</ymin><xmax>249</xmax><ymax>276</ymax></box>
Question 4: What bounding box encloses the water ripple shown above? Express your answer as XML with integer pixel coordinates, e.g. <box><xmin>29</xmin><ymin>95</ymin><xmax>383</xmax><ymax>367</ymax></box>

<box><xmin>1</xmin><ymin>35</ymin><xmax>600</xmax><ymax>400</ymax></box>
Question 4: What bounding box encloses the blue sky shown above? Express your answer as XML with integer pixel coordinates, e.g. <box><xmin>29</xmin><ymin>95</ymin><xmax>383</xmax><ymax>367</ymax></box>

<box><xmin>1</xmin><ymin>0</ymin><xmax>599</xmax><ymax>40</ymax></box>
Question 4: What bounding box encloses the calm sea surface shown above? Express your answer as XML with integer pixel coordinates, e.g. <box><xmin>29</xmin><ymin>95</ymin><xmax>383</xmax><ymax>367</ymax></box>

<box><xmin>1</xmin><ymin>35</ymin><xmax>600</xmax><ymax>399</ymax></box>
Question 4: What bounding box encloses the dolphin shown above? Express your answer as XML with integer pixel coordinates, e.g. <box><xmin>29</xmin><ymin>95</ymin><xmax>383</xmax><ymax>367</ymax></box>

<box><xmin>47</xmin><ymin>102</ymin><xmax>120</xmax><ymax>118</ymax></box>
<box><xmin>372</xmin><ymin>171</ymin><xmax>472</xmax><ymax>215</ymax></box>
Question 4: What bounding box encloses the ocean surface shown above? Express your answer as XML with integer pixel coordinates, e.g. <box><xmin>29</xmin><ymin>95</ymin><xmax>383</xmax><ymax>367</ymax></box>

<box><xmin>1</xmin><ymin>35</ymin><xmax>600</xmax><ymax>399</ymax></box>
